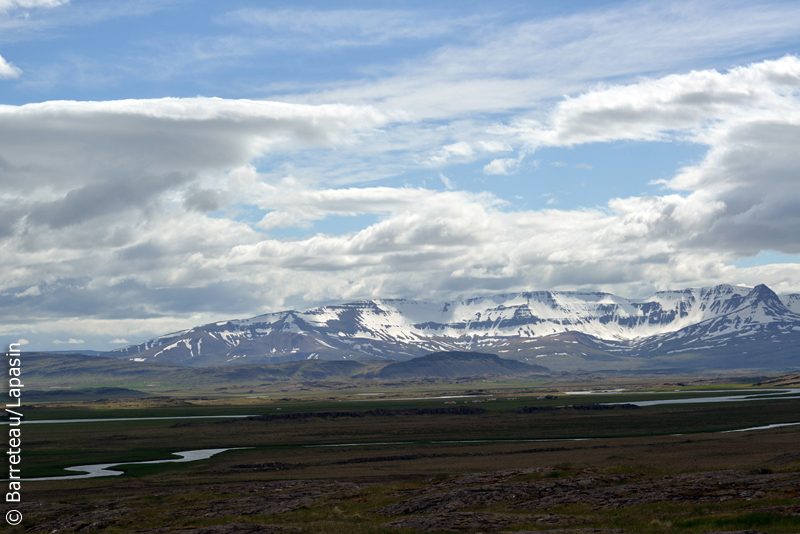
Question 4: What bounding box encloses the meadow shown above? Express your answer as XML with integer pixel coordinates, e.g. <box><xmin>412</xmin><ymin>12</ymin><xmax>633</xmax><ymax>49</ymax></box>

<box><xmin>6</xmin><ymin>376</ymin><xmax>800</xmax><ymax>533</ymax></box>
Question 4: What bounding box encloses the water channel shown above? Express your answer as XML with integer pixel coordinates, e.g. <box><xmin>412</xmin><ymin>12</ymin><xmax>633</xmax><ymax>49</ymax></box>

<box><xmin>12</xmin><ymin>388</ymin><xmax>800</xmax><ymax>481</ymax></box>
<box><xmin>603</xmin><ymin>388</ymin><xmax>800</xmax><ymax>407</ymax></box>
<box><xmin>4</xmin><ymin>389</ymin><xmax>799</xmax><ymax>426</ymax></box>
<box><xmin>25</xmin><ymin>448</ymin><xmax>249</xmax><ymax>481</ymax></box>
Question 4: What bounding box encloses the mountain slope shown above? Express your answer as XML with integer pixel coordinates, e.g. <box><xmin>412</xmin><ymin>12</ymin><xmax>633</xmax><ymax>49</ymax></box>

<box><xmin>629</xmin><ymin>284</ymin><xmax>800</xmax><ymax>370</ymax></box>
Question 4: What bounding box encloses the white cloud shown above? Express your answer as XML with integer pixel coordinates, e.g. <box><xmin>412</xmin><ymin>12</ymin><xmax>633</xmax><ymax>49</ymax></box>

<box><xmin>14</xmin><ymin>285</ymin><xmax>39</xmax><ymax>297</ymax></box>
<box><xmin>16</xmin><ymin>338</ymin><xmax>28</xmax><ymax>345</ymax></box>
<box><xmin>439</xmin><ymin>173</ymin><xmax>455</xmax><ymax>190</ymax></box>
<box><xmin>255</xmin><ymin>184</ymin><xmax>430</xmax><ymax>230</ymax></box>
<box><xmin>515</xmin><ymin>56</ymin><xmax>800</xmax><ymax>149</ymax></box>
<box><xmin>0</xmin><ymin>96</ymin><xmax>388</xmax><ymax>220</ymax></box>
<box><xmin>483</xmin><ymin>156</ymin><xmax>522</xmax><ymax>175</ymax></box>
<box><xmin>509</xmin><ymin>56</ymin><xmax>800</xmax><ymax>259</ymax></box>
<box><xmin>194</xmin><ymin>186</ymin><xmax>738</xmax><ymax>306</ymax></box>
<box><xmin>0</xmin><ymin>54</ymin><xmax>21</xmax><ymax>78</ymax></box>
<box><xmin>110</xmin><ymin>338</ymin><xmax>129</xmax><ymax>344</ymax></box>
<box><xmin>428</xmin><ymin>141</ymin><xmax>474</xmax><ymax>166</ymax></box>
<box><xmin>476</xmin><ymin>140</ymin><xmax>512</xmax><ymax>153</ymax></box>
<box><xmin>0</xmin><ymin>0</ymin><xmax>67</xmax><ymax>11</ymax></box>
<box><xmin>53</xmin><ymin>338</ymin><xmax>83</xmax><ymax>344</ymax></box>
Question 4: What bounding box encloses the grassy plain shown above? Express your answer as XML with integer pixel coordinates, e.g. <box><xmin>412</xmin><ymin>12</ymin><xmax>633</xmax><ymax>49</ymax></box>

<box><xmin>6</xmin><ymin>376</ymin><xmax>800</xmax><ymax>533</ymax></box>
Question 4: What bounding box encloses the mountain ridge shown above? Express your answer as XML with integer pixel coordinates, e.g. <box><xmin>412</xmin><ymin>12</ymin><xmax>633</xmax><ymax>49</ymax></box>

<box><xmin>104</xmin><ymin>283</ymin><xmax>800</xmax><ymax>372</ymax></box>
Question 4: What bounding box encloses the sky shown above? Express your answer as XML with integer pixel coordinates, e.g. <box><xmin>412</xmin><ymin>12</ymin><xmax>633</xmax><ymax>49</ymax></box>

<box><xmin>2</xmin><ymin>0</ymin><xmax>800</xmax><ymax>351</ymax></box>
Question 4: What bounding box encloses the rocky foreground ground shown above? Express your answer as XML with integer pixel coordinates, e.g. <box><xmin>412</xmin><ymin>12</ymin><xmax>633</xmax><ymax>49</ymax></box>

<box><xmin>16</xmin><ymin>466</ymin><xmax>800</xmax><ymax>533</ymax></box>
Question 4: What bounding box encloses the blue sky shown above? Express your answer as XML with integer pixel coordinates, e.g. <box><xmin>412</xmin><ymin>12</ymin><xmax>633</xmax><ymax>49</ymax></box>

<box><xmin>2</xmin><ymin>0</ymin><xmax>800</xmax><ymax>350</ymax></box>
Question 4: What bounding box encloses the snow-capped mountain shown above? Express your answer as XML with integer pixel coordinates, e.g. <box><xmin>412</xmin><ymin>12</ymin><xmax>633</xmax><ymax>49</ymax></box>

<box><xmin>105</xmin><ymin>284</ymin><xmax>800</xmax><ymax>372</ymax></box>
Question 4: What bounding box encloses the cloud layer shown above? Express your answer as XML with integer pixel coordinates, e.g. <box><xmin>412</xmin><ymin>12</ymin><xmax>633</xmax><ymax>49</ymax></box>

<box><xmin>2</xmin><ymin>2</ymin><xmax>800</xmax><ymax>348</ymax></box>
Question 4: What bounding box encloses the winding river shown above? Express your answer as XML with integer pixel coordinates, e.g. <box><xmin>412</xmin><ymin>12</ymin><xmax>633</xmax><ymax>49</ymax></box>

<box><xmin>30</xmin><ymin>418</ymin><xmax>800</xmax><ymax>482</ymax></box>
<box><xmin>26</xmin><ymin>448</ymin><xmax>248</xmax><ymax>481</ymax></box>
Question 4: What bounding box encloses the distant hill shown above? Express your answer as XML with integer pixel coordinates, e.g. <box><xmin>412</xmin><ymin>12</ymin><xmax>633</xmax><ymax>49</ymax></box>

<box><xmin>377</xmin><ymin>351</ymin><xmax>549</xmax><ymax>379</ymax></box>
<box><xmin>184</xmin><ymin>359</ymin><xmax>385</xmax><ymax>383</ymax></box>
<box><xmin>20</xmin><ymin>352</ymin><xmax>186</xmax><ymax>386</ymax></box>
<box><xmin>24</xmin><ymin>387</ymin><xmax>151</xmax><ymax>402</ymax></box>
<box><xmin>37</xmin><ymin>350</ymin><xmax>106</xmax><ymax>356</ymax></box>
<box><xmin>19</xmin><ymin>352</ymin><xmax>381</xmax><ymax>388</ymax></box>
<box><xmin>20</xmin><ymin>352</ymin><xmax>546</xmax><ymax>391</ymax></box>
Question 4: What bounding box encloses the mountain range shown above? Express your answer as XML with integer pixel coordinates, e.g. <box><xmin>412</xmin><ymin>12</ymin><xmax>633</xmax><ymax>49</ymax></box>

<box><xmin>105</xmin><ymin>284</ymin><xmax>800</xmax><ymax>373</ymax></box>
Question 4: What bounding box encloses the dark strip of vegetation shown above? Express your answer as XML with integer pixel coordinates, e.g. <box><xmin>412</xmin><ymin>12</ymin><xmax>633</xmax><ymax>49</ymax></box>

<box><xmin>232</xmin><ymin>445</ymin><xmax>614</xmax><ymax>471</ymax></box>
<box><xmin>248</xmin><ymin>410</ymin><xmax>365</xmax><ymax>421</ymax></box>
<box><xmin>366</xmin><ymin>406</ymin><xmax>487</xmax><ymax>416</ymax></box>
<box><xmin>23</xmin><ymin>387</ymin><xmax>151</xmax><ymax>401</ymax></box>
<box><xmin>247</xmin><ymin>405</ymin><xmax>488</xmax><ymax>422</ymax></box>
<box><xmin>570</xmin><ymin>403</ymin><xmax>640</xmax><ymax>410</ymax></box>
<box><xmin>331</xmin><ymin>445</ymin><xmax>580</xmax><ymax>464</ymax></box>
<box><xmin>515</xmin><ymin>403</ymin><xmax>640</xmax><ymax>413</ymax></box>
<box><xmin>243</xmin><ymin>403</ymin><xmax>638</xmax><ymax>422</ymax></box>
